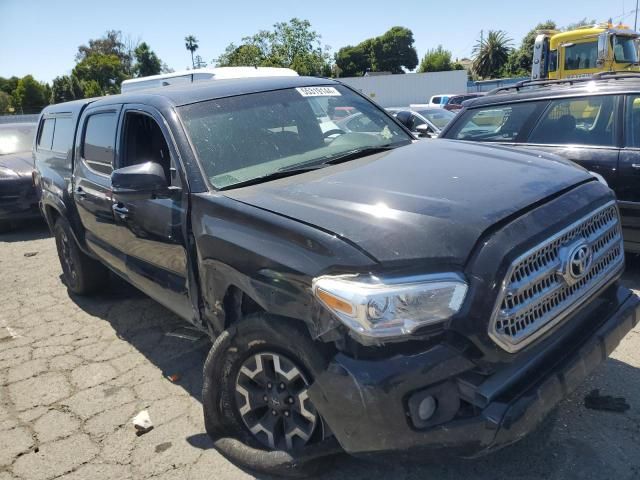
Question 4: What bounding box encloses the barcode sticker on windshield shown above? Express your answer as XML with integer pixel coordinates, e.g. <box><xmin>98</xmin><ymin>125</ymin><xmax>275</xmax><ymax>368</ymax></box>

<box><xmin>296</xmin><ymin>86</ymin><xmax>341</xmax><ymax>97</ymax></box>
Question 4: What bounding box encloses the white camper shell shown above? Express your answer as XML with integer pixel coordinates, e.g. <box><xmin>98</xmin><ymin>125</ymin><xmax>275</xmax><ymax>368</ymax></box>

<box><xmin>121</xmin><ymin>67</ymin><xmax>299</xmax><ymax>93</ymax></box>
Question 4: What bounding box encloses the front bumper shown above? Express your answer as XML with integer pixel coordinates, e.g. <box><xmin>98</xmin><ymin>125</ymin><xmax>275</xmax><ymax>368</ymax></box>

<box><xmin>308</xmin><ymin>283</ymin><xmax>639</xmax><ymax>459</ymax></box>
<box><xmin>0</xmin><ymin>177</ymin><xmax>40</xmax><ymax>222</ymax></box>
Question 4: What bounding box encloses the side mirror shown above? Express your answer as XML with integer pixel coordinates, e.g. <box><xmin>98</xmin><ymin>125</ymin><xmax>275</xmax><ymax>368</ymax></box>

<box><xmin>111</xmin><ymin>161</ymin><xmax>168</xmax><ymax>198</ymax></box>
<box><xmin>597</xmin><ymin>33</ymin><xmax>609</xmax><ymax>66</ymax></box>
<box><xmin>415</xmin><ymin>124</ymin><xmax>436</xmax><ymax>138</ymax></box>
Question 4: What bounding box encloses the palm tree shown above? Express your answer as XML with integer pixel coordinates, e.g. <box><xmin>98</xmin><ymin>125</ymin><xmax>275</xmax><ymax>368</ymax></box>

<box><xmin>472</xmin><ymin>30</ymin><xmax>512</xmax><ymax>79</ymax></box>
<box><xmin>185</xmin><ymin>35</ymin><xmax>199</xmax><ymax>69</ymax></box>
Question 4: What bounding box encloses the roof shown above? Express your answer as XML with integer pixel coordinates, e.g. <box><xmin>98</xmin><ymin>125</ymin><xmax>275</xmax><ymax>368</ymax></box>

<box><xmin>89</xmin><ymin>76</ymin><xmax>337</xmax><ymax>110</ymax></box>
<box><xmin>462</xmin><ymin>76</ymin><xmax>640</xmax><ymax>109</ymax></box>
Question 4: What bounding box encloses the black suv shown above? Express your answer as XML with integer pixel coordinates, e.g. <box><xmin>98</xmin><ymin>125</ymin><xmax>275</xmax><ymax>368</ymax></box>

<box><xmin>440</xmin><ymin>73</ymin><xmax>640</xmax><ymax>253</ymax></box>
<box><xmin>34</xmin><ymin>76</ymin><xmax>638</xmax><ymax>476</ymax></box>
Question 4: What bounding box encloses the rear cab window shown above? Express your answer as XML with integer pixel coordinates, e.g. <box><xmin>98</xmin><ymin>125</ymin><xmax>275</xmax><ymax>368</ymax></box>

<box><xmin>82</xmin><ymin>113</ymin><xmax>118</xmax><ymax>175</ymax></box>
<box><xmin>445</xmin><ymin>102</ymin><xmax>543</xmax><ymax>142</ymax></box>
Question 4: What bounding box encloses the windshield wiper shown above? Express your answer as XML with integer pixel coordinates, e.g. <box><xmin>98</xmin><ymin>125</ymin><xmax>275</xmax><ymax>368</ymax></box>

<box><xmin>219</xmin><ymin>164</ymin><xmax>326</xmax><ymax>190</ymax></box>
<box><xmin>321</xmin><ymin>144</ymin><xmax>400</xmax><ymax>166</ymax></box>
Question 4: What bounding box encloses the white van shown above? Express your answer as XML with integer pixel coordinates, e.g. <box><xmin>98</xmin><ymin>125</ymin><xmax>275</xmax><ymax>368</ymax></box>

<box><xmin>121</xmin><ymin>67</ymin><xmax>298</xmax><ymax>93</ymax></box>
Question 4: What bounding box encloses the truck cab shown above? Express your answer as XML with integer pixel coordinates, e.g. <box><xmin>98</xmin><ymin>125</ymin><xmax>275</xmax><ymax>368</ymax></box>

<box><xmin>532</xmin><ymin>23</ymin><xmax>640</xmax><ymax>81</ymax></box>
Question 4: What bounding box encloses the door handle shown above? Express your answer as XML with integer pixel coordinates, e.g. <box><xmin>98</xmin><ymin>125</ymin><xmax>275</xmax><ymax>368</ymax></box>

<box><xmin>75</xmin><ymin>187</ymin><xmax>86</xmax><ymax>198</ymax></box>
<box><xmin>632</xmin><ymin>164</ymin><xmax>640</xmax><ymax>169</ymax></box>
<box><xmin>112</xmin><ymin>203</ymin><xmax>129</xmax><ymax>220</ymax></box>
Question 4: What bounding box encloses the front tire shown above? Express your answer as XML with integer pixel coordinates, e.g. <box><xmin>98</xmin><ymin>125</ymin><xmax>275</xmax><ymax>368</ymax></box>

<box><xmin>53</xmin><ymin>217</ymin><xmax>108</xmax><ymax>295</ymax></box>
<box><xmin>202</xmin><ymin>314</ymin><xmax>341</xmax><ymax>477</ymax></box>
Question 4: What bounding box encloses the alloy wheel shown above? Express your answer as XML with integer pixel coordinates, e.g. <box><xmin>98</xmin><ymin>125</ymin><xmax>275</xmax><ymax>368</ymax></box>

<box><xmin>235</xmin><ymin>352</ymin><xmax>319</xmax><ymax>451</ymax></box>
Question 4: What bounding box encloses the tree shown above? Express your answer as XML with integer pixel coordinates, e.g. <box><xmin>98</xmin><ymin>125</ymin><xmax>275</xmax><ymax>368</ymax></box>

<box><xmin>217</xmin><ymin>43</ymin><xmax>264</xmax><ymax>67</ymax></box>
<box><xmin>51</xmin><ymin>75</ymin><xmax>84</xmax><ymax>104</ymax></box>
<box><xmin>76</xmin><ymin>30</ymin><xmax>134</xmax><ymax>76</ymax></box>
<box><xmin>73</xmin><ymin>53</ymin><xmax>125</xmax><ymax>95</ymax></box>
<box><xmin>472</xmin><ymin>30</ymin><xmax>513</xmax><ymax>79</ymax></box>
<box><xmin>185</xmin><ymin>35</ymin><xmax>199</xmax><ymax>69</ymax></box>
<box><xmin>335</xmin><ymin>27</ymin><xmax>418</xmax><ymax>76</ymax></box>
<box><xmin>12</xmin><ymin>75</ymin><xmax>48</xmax><ymax>114</ymax></box>
<box><xmin>503</xmin><ymin>21</ymin><xmax>556</xmax><ymax>77</ymax></box>
<box><xmin>0</xmin><ymin>76</ymin><xmax>20</xmax><ymax>96</ymax></box>
<box><xmin>81</xmin><ymin>80</ymin><xmax>103</xmax><ymax>98</ymax></box>
<box><xmin>134</xmin><ymin>42</ymin><xmax>162</xmax><ymax>77</ymax></box>
<box><xmin>0</xmin><ymin>91</ymin><xmax>12</xmax><ymax>113</ymax></box>
<box><xmin>418</xmin><ymin>45</ymin><xmax>464</xmax><ymax>72</ymax></box>
<box><xmin>217</xmin><ymin>19</ymin><xmax>331</xmax><ymax>76</ymax></box>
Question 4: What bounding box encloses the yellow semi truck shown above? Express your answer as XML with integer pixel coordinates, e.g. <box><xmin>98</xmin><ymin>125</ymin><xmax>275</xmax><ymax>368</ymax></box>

<box><xmin>531</xmin><ymin>22</ymin><xmax>640</xmax><ymax>80</ymax></box>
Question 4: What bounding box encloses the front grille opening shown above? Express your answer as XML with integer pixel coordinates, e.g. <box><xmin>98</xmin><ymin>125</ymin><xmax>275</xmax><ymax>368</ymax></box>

<box><xmin>489</xmin><ymin>202</ymin><xmax>623</xmax><ymax>352</ymax></box>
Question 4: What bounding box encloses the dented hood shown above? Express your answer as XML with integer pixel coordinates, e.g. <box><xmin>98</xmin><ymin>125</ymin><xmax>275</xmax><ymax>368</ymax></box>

<box><xmin>223</xmin><ymin>140</ymin><xmax>592</xmax><ymax>265</ymax></box>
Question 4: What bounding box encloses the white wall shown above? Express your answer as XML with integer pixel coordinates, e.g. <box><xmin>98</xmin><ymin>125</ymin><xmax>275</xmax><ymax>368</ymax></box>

<box><xmin>338</xmin><ymin>71</ymin><xmax>468</xmax><ymax>108</ymax></box>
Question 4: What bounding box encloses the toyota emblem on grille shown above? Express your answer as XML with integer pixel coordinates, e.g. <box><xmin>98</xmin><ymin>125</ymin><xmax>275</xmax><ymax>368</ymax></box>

<box><xmin>559</xmin><ymin>241</ymin><xmax>593</xmax><ymax>285</ymax></box>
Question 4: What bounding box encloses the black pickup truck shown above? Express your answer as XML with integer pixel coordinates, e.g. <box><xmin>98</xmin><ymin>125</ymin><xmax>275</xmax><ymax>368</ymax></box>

<box><xmin>34</xmin><ymin>76</ymin><xmax>639</xmax><ymax>476</ymax></box>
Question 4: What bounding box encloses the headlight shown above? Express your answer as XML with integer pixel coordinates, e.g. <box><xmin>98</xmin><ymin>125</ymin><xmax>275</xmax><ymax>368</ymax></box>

<box><xmin>0</xmin><ymin>166</ymin><xmax>19</xmax><ymax>179</ymax></box>
<box><xmin>312</xmin><ymin>273</ymin><xmax>468</xmax><ymax>339</ymax></box>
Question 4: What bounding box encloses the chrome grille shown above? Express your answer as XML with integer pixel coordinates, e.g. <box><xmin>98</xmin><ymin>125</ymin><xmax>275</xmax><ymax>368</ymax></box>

<box><xmin>489</xmin><ymin>201</ymin><xmax>624</xmax><ymax>353</ymax></box>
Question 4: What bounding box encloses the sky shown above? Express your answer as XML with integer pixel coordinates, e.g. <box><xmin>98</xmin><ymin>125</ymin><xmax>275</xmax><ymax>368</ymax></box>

<box><xmin>0</xmin><ymin>0</ymin><xmax>637</xmax><ymax>83</ymax></box>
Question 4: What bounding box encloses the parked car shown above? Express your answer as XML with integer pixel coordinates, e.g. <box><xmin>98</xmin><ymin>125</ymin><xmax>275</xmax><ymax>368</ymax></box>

<box><xmin>35</xmin><ymin>76</ymin><xmax>639</xmax><ymax>476</ymax></box>
<box><xmin>387</xmin><ymin>107</ymin><xmax>456</xmax><ymax>137</ymax></box>
<box><xmin>0</xmin><ymin>122</ymin><xmax>38</xmax><ymax>231</ymax></box>
<box><xmin>427</xmin><ymin>93</ymin><xmax>457</xmax><ymax>108</ymax></box>
<box><xmin>444</xmin><ymin>93</ymin><xmax>486</xmax><ymax>112</ymax></box>
<box><xmin>439</xmin><ymin>73</ymin><xmax>640</xmax><ymax>253</ymax></box>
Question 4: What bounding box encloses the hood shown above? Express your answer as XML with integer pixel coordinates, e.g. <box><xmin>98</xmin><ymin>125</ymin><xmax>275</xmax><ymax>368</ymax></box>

<box><xmin>223</xmin><ymin>140</ymin><xmax>592</xmax><ymax>266</ymax></box>
<box><xmin>0</xmin><ymin>151</ymin><xmax>34</xmax><ymax>176</ymax></box>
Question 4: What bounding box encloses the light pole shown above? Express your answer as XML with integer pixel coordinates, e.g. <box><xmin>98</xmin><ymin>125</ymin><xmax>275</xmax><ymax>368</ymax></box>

<box><xmin>636</xmin><ymin>0</ymin><xmax>639</xmax><ymax>31</ymax></box>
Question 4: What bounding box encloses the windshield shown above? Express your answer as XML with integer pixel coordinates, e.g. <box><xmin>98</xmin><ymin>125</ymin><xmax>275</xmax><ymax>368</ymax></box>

<box><xmin>613</xmin><ymin>35</ymin><xmax>639</xmax><ymax>64</ymax></box>
<box><xmin>415</xmin><ymin>109</ymin><xmax>456</xmax><ymax>129</ymax></box>
<box><xmin>0</xmin><ymin>123</ymin><xmax>36</xmax><ymax>155</ymax></box>
<box><xmin>179</xmin><ymin>85</ymin><xmax>412</xmax><ymax>189</ymax></box>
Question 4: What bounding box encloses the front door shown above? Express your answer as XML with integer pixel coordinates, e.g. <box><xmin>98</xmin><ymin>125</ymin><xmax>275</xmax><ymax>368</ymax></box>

<box><xmin>110</xmin><ymin>105</ymin><xmax>193</xmax><ymax>321</ymax></box>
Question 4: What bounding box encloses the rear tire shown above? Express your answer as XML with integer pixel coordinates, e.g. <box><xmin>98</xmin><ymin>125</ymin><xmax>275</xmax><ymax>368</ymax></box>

<box><xmin>202</xmin><ymin>314</ymin><xmax>341</xmax><ymax>477</ymax></box>
<box><xmin>53</xmin><ymin>217</ymin><xmax>108</xmax><ymax>295</ymax></box>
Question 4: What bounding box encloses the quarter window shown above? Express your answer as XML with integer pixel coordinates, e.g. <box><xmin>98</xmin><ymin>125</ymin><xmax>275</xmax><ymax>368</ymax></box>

<box><xmin>83</xmin><ymin>112</ymin><xmax>118</xmax><ymax>175</ymax></box>
<box><xmin>528</xmin><ymin>96</ymin><xmax>616</xmax><ymax>146</ymax></box>
<box><xmin>564</xmin><ymin>42</ymin><xmax>598</xmax><ymax>70</ymax></box>
<box><xmin>37</xmin><ymin>118</ymin><xmax>55</xmax><ymax>150</ymax></box>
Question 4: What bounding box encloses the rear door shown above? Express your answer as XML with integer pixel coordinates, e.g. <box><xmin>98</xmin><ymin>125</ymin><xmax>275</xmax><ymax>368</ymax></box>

<box><xmin>519</xmin><ymin>94</ymin><xmax>621</xmax><ymax>187</ymax></box>
<box><xmin>618</xmin><ymin>94</ymin><xmax>640</xmax><ymax>250</ymax></box>
<box><xmin>73</xmin><ymin>105</ymin><xmax>125</xmax><ymax>272</ymax></box>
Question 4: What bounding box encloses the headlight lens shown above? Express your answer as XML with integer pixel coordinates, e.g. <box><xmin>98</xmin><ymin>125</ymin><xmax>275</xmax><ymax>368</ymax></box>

<box><xmin>0</xmin><ymin>166</ymin><xmax>19</xmax><ymax>179</ymax></box>
<box><xmin>312</xmin><ymin>273</ymin><xmax>468</xmax><ymax>339</ymax></box>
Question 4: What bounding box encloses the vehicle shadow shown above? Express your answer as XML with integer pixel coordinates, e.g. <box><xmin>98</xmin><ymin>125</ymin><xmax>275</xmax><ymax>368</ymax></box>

<box><xmin>65</xmin><ymin>262</ymin><xmax>640</xmax><ymax>480</ymax></box>
<box><xmin>0</xmin><ymin>220</ymin><xmax>50</xmax><ymax>243</ymax></box>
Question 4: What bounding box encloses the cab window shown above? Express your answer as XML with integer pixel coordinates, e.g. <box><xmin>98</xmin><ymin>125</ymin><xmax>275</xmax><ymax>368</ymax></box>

<box><xmin>564</xmin><ymin>42</ymin><xmax>598</xmax><ymax>70</ymax></box>
<box><xmin>82</xmin><ymin>112</ymin><xmax>118</xmax><ymax>175</ymax></box>
<box><xmin>37</xmin><ymin>118</ymin><xmax>55</xmax><ymax>150</ymax></box>
<box><xmin>121</xmin><ymin>112</ymin><xmax>172</xmax><ymax>182</ymax></box>
<box><xmin>625</xmin><ymin>96</ymin><xmax>640</xmax><ymax>148</ymax></box>
<box><xmin>528</xmin><ymin>95</ymin><xmax>616</xmax><ymax>146</ymax></box>
<box><xmin>446</xmin><ymin>102</ymin><xmax>541</xmax><ymax>142</ymax></box>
